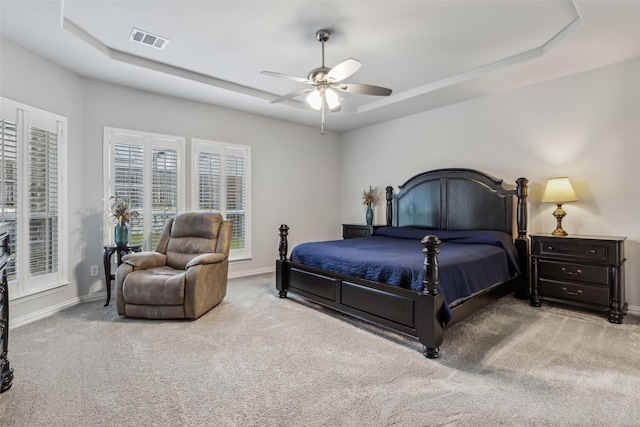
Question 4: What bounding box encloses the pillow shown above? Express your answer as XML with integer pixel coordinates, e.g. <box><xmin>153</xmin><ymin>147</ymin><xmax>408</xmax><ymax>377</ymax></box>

<box><xmin>372</xmin><ymin>226</ymin><xmax>433</xmax><ymax>240</ymax></box>
<box><xmin>373</xmin><ymin>227</ymin><xmax>520</xmax><ymax>273</ymax></box>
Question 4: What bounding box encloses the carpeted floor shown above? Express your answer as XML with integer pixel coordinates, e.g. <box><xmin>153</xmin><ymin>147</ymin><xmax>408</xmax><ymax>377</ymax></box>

<box><xmin>1</xmin><ymin>273</ymin><xmax>639</xmax><ymax>426</ymax></box>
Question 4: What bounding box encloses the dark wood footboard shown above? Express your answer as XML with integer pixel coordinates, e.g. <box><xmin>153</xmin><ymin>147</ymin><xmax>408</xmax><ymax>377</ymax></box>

<box><xmin>276</xmin><ymin>225</ymin><xmax>446</xmax><ymax>358</ymax></box>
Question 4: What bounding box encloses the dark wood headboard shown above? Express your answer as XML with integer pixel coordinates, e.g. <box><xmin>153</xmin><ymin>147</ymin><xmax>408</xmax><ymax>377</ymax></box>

<box><xmin>385</xmin><ymin>168</ymin><xmax>529</xmax><ymax>299</ymax></box>
<box><xmin>385</xmin><ymin>168</ymin><xmax>526</xmax><ymax>236</ymax></box>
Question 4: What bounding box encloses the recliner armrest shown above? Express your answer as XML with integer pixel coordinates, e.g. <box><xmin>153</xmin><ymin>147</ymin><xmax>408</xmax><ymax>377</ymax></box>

<box><xmin>186</xmin><ymin>253</ymin><xmax>227</xmax><ymax>269</ymax></box>
<box><xmin>122</xmin><ymin>252</ymin><xmax>167</xmax><ymax>269</ymax></box>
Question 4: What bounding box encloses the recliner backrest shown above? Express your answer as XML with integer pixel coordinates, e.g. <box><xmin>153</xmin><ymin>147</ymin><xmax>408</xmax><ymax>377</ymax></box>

<box><xmin>162</xmin><ymin>212</ymin><xmax>224</xmax><ymax>270</ymax></box>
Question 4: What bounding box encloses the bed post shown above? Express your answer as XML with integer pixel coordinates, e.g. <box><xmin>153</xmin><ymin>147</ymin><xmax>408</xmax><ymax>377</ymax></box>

<box><xmin>276</xmin><ymin>224</ymin><xmax>290</xmax><ymax>298</ymax></box>
<box><xmin>385</xmin><ymin>186</ymin><xmax>393</xmax><ymax>226</ymax></box>
<box><xmin>514</xmin><ymin>178</ymin><xmax>529</xmax><ymax>299</ymax></box>
<box><xmin>417</xmin><ymin>235</ymin><xmax>445</xmax><ymax>359</ymax></box>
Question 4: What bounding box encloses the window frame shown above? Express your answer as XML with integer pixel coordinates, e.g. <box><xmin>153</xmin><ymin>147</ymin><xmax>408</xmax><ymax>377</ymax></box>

<box><xmin>191</xmin><ymin>138</ymin><xmax>252</xmax><ymax>261</ymax></box>
<box><xmin>0</xmin><ymin>97</ymin><xmax>68</xmax><ymax>298</ymax></box>
<box><xmin>103</xmin><ymin>127</ymin><xmax>186</xmax><ymax>251</ymax></box>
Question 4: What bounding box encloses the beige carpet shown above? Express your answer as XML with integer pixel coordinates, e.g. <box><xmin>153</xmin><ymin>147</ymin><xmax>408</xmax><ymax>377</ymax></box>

<box><xmin>1</xmin><ymin>273</ymin><xmax>639</xmax><ymax>426</ymax></box>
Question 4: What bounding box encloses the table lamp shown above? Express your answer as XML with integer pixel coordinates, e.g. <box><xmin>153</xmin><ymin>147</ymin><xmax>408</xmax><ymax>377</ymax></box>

<box><xmin>542</xmin><ymin>177</ymin><xmax>578</xmax><ymax>236</ymax></box>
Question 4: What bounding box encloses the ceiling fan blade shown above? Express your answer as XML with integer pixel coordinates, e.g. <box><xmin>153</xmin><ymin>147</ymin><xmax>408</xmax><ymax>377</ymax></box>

<box><xmin>334</xmin><ymin>83</ymin><xmax>392</xmax><ymax>96</ymax></box>
<box><xmin>269</xmin><ymin>88</ymin><xmax>313</xmax><ymax>104</ymax></box>
<box><xmin>327</xmin><ymin>59</ymin><xmax>362</xmax><ymax>83</ymax></box>
<box><xmin>260</xmin><ymin>71</ymin><xmax>312</xmax><ymax>85</ymax></box>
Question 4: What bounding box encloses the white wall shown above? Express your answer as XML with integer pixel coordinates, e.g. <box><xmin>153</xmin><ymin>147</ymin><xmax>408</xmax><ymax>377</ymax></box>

<box><xmin>340</xmin><ymin>57</ymin><xmax>640</xmax><ymax>311</ymax></box>
<box><xmin>1</xmin><ymin>39</ymin><xmax>341</xmax><ymax>326</ymax></box>
<box><xmin>1</xmin><ymin>39</ymin><xmax>86</xmax><ymax>324</ymax></box>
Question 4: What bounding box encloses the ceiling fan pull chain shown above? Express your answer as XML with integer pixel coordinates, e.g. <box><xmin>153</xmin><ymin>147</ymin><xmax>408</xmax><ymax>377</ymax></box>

<box><xmin>321</xmin><ymin>102</ymin><xmax>326</xmax><ymax>135</ymax></box>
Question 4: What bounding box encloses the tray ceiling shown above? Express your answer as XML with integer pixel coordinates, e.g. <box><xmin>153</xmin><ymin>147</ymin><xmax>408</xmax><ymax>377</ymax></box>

<box><xmin>1</xmin><ymin>1</ymin><xmax>639</xmax><ymax>133</ymax></box>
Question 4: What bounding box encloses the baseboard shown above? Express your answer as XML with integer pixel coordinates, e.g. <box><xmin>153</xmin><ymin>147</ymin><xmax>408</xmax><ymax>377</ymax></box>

<box><xmin>10</xmin><ymin>268</ymin><xmax>277</xmax><ymax>329</ymax></box>
<box><xmin>10</xmin><ymin>297</ymin><xmax>82</xmax><ymax>329</ymax></box>
<box><xmin>228</xmin><ymin>266</ymin><xmax>274</xmax><ymax>279</ymax></box>
<box><xmin>627</xmin><ymin>304</ymin><xmax>640</xmax><ymax>316</ymax></box>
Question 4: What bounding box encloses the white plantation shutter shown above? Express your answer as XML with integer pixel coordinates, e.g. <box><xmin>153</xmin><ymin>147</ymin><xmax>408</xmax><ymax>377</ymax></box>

<box><xmin>197</xmin><ymin>148</ymin><xmax>221</xmax><ymax>211</ymax></box>
<box><xmin>1</xmin><ymin>97</ymin><xmax>67</xmax><ymax>297</ymax></box>
<box><xmin>151</xmin><ymin>147</ymin><xmax>178</xmax><ymax>249</ymax></box>
<box><xmin>0</xmin><ymin>118</ymin><xmax>18</xmax><ymax>279</ymax></box>
<box><xmin>113</xmin><ymin>141</ymin><xmax>144</xmax><ymax>245</ymax></box>
<box><xmin>105</xmin><ymin>128</ymin><xmax>184</xmax><ymax>251</ymax></box>
<box><xmin>192</xmin><ymin>139</ymin><xmax>251</xmax><ymax>260</ymax></box>
<box><xmin>225</xmin><ymin>147</ymin><xmax>247</xmax><ymax>253</ymax></box>
<box><xmin>28</xmin><ymin>125</ymin><xmax>59</xmax><ymax>276</ymax></box>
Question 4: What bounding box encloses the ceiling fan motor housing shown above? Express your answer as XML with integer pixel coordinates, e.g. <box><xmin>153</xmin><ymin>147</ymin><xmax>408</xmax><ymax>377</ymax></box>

<box><xmin>316</xmin><ymin>29</ymin><xmax>330</xmax><ymax>43</ymax></box>
<box><xmin>308</xmin><ymin>67</ymin><xmax>331</xmax><ymax>83</ymax></box>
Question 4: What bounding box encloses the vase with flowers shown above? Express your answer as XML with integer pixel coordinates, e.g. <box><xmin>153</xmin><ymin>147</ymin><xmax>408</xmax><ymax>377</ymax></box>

<box><xmin>107</xmin><ymin>195</ymin><xmax>138</xmax><ymax>247</ymax></box>
<box><xmin>362</xmin><ymin>186</ymin><xmax>379</xmax><ymax>226</ymax></box>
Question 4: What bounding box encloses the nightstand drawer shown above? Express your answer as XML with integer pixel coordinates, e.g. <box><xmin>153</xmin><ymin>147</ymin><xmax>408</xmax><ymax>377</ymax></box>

<box><xmin>344</xmin><ymin>227</ymin><xmax>371</xmax><ymax>238</ymax></box>
<box><xmin>533</xmin><ymin>239</ymin><xmax>608</xmax><ymax>261</ymax></box>
<box><xmin>342</xmin><ymin>224</ymin><xmax>380</xmax><ymax>239</ymax></box>
<box><xmin>540</xmin><ymin>279</ymin><xmax>609</xmax><ymax>306</ymax></box>
<box><xmin>538</xmin><ymin>260</ymin><xmax>609</xmax><ymax>286</ymax></box>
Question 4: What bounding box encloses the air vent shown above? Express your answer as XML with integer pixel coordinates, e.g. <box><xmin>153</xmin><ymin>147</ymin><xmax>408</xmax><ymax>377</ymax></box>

<box><xmin>129</xmin><ymin>28</ymin><xmax>169</xmax><ymax>50</ymax></box>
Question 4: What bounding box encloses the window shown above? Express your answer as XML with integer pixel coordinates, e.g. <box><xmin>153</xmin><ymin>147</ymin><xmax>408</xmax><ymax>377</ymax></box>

<box><xmin>105</xmin><ymin>130</ymin><xmax>250</xmax><ymax>261</ymax></box>
<box><xmin>0</xmin><ymin>97</ymin><xmax>67</xmax><ymax>297</ymax></box>
<box><xmin>104</xmin><ymin>128</ymin><xmax>185</xmax><ymax>250</ymax></box>
<box><xmin>192</xmin><ymin>139</ymin><xmax>251</xmax><ymax>261</ymax></box>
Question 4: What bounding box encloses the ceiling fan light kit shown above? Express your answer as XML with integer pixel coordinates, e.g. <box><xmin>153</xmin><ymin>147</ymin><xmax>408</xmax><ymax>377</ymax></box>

<box><xmin>261</xmin><ymin>29</ymin><xmax>392</xmax><ymax>134</ymax></box>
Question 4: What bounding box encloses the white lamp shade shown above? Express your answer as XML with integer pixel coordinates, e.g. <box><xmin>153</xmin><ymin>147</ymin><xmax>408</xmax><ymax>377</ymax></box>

<box><xmin>542</xmin><ymin>177</ymin><xmax>578</xmax><ymax>203</ymax></box>
<box><xmin>325</xmin><ymin>88</ymin><xmax>340</xmax><ymax>111</ymax></box>
<box><xmin>306</xmin><ymin>88</ymin><xmax>341</xmax><ymax>112</ymax></box>
<box><xmin>306</xmin><ymin>90</ymin><xmax>323</xmax><ymax>110</ymax></box>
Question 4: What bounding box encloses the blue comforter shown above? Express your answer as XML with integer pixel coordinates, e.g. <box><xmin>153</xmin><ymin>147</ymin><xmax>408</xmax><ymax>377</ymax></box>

<box><xmin>291</xmin><ymin>227</ymin><xmax>520</xmax><ymax>321</ymax></box>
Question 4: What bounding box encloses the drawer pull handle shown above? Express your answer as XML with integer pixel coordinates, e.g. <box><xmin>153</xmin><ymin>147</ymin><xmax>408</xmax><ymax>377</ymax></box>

<box><xmin>589</xmin><ymin>249</ymin><xmax>596</xmax><ymax>254</ymax></box>
<box><xmin>562</xmin><ymin>287</ymin><xmax>583</xmax><ymax>296</ymax></box>
<box><xmin>561</xmin><ymin>267</ymin><xmax>582</xmax><ymax>276</ymax></box>
<box><xmin>547</xmin><ymin>246</ymin><xmax>553</xmax><ymax>250</ymax></box>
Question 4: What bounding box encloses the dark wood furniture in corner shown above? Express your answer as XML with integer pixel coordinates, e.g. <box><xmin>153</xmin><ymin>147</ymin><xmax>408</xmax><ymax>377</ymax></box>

<box><xmin>1</xmin><ymin>223</ymin><xmax>14</xmax><ymax>393</ymax></box>
<box><xmin>530</xmin><ymin>234</ymin><xmax>627</xmax><ymax>323</ymax></box>
<box><xmin>277</xmin><ymin>169</ymin><xmax>530</xmax><ymax>358</ymax></box>
<box><xmin>342</xmin><ymin>224</ymin><xmax>383</xmax><ymax>239</ymax></box>
<box><xmin>103</xmin><ymin>244</ymin><xmax>142</xmax><ymax>307</ymax></box>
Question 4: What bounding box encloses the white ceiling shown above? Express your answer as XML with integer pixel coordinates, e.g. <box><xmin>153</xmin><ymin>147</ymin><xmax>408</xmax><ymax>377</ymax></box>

<box><xmin>1</xmin><ymin>0</ymin><xmax>640</xmax><ymax>133</ymax></box>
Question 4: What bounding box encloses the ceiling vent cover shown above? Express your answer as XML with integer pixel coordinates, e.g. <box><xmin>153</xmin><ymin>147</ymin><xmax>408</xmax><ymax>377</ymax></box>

<box><xmin>129</xmin><ymin>28</ymin><xmax>169</xmax><ymax>50</ymax></box>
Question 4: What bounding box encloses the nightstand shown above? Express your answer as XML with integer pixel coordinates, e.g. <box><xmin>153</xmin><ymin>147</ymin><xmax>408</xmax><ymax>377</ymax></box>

<box><xmin>342</xmin><ymin>224</ymin><xmax>382</xmax><ymax>239</ymax></box>
<box><xmin>530</xmin><ymin>233</ymin><xmax>627</xmax><ymax>323</ymax></box>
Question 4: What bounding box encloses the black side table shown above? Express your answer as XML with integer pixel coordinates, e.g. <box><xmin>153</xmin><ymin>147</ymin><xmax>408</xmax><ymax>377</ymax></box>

<box><xmin>530</xmin><ymin>234</ymin><xmax>627</xmax><ymax>323</ymax></box>
<box><xmin>103</xmin><ymin>244</ymin><xmax>142</xmax><ymax>307</ymax></box>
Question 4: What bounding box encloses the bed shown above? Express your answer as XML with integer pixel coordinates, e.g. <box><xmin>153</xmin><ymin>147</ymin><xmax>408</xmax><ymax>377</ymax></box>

<box><xmin>276</xmin><ymin>168</ymin><xmax>529</xmax><ymax>358</ymax></box>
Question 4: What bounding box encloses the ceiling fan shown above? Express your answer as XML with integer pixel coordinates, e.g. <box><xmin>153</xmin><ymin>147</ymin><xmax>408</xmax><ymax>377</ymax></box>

<box><xmin>261</xmin><ymin>29</ymin><xmax>392</xmax><ymax>134</ymax></box>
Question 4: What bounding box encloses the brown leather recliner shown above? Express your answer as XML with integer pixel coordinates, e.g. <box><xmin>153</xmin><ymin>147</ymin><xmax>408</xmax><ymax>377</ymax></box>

<box><xmin>115</xmin><ymin>211</ymin><xmax>232</xmax><ymax>320</ymax></box>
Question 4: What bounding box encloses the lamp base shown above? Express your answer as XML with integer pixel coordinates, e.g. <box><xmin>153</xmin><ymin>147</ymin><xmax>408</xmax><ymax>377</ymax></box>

<box><xmin>551</xmin><ymin>227</ymin><xmax>568</xmax><ymax>237</ymax></box>
<box><xmin>551</xmin><ymin>203</ymin><xmax>569</xmax><ymax>236</ymax></box>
